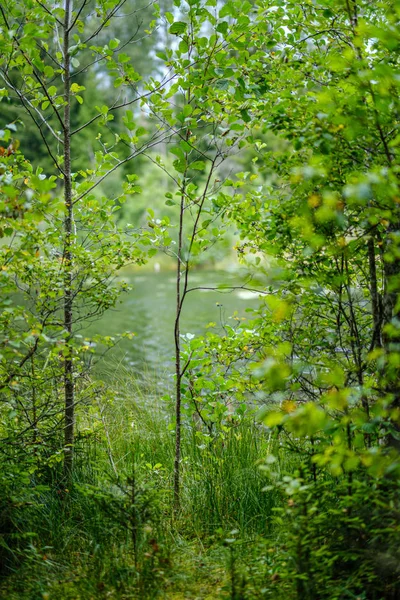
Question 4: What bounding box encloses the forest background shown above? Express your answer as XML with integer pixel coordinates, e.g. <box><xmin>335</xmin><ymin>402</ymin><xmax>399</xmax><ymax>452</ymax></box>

<box><xmin>0</xmin><ymin>0</ymin><xmax>400</xmax><ymax>598</ymax></box>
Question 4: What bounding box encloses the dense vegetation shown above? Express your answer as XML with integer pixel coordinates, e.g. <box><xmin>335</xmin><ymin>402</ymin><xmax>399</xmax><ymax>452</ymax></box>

<box><xmin>1</xmin><ymin>0</ymin><xmax>400</xmax><ymax>598</ymax></box>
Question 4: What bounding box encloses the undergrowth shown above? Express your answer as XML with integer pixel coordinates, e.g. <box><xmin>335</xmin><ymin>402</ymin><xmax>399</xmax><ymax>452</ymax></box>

<box><xmin>1</xmin><ymin>370</ymin><xmax>399</xmax><ymax>599</ymax></box>
<box><xmin>0</xmin><ymin>374</ymin><xmax>278</xmax><ymax>599</ymax></box>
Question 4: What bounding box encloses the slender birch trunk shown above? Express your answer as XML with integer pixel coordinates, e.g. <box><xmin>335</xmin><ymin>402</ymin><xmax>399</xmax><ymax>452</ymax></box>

<box><xmin>63</xmin><ymin>0</ymin><xmax>75</xmax><ymax>478</ymax></box>
<box><xmin>173</xmin><ymin>181</ymin><xmax>185</xmax><ymax>512</ymax></box>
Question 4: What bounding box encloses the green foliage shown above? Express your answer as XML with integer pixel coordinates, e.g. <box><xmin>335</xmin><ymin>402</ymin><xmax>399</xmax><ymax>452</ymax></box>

<box><xmin>1</xmin><ymin>0</ymin><xmax>400</xmax><ymax>597</ymax></box>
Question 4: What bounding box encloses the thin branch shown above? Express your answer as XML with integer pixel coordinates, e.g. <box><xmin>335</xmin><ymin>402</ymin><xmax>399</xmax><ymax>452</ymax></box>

<box><xmin>0</xmin><ymin>338</ymin><xmax>40</xmax><ymax>392</ymax></box>
<box><xmin>72</xmin><ymin>125</ymin><xmax>185</xmax><ymax>204</ymax></box>
<box><xmin>82</xmin><ymin>0</ymin><xmax>129</xmax><ymax>45</ymax></box>
<box><xmin>0</xmin><ymin>71</ymin><xmax>64</xmax><ymax>172</ymax></box>
<box><xmin>0</xmin><ymin>4</ymin><xmax>65</xmax><ymax>131</ymax></box>
<box><xmin>186</xmin><ymin>284</ymin><xmax>268</xmax><ymax>295</ymax></box>
<box><xmin>70</xmin><ymin>69</ymin><xmax>176</xmax><ymax>136</ymax></box>
<box><xmin>71</xmin><ymin>24</ymin><xmax>142</xmax><ymax>77</ymax></box>
<box><xmin>68</xmin><ymin>0</ymin><xmax>89</xmax><ymax>32</ymax></box>
<box><xmin>37</xmin><ymin>1</ymin><xmax>64</xmax><ymax>26</ymax></box>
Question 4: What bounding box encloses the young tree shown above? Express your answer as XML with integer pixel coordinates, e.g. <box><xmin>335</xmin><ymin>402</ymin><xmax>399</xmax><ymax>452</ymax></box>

<box><xmin>0</xmin><ymin>0</ymin><xmax>186</xmax><ymax>478</ymax></box>
<box><xmin>141</xmin><ymin>0</ymin><xmax>262</xmax><ymax>510</ymax></box>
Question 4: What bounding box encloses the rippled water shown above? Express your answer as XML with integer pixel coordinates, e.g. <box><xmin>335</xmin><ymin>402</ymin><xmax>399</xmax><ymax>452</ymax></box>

<box><xmin>85</xmin><ymin>269</ymin><xmax>262</xmax><ymax>379</ymax></box>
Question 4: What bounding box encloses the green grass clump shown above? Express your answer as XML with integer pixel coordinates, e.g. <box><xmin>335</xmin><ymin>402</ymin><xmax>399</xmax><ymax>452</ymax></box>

<box><xmin>0</xmin><ymin>373</ymin><xmax>278</xmax><ymax>599</ymax></box>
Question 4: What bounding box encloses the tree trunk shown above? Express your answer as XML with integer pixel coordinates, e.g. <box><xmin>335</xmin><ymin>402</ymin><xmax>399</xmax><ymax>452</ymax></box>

<box><xmin>368</xmin><ymin>236</ymin><xmax>382</xmax><ymax>350</ymax></box>
<box><xmin>382</xmin><ymin>219</ymin><xmax>400</xmax><ymax>450</ymax></box>
<box><xmin>173</xmin><ymin>188</ymin><xmax>185</xmax><ymax>513</ymax></box>
<box><xmin>63</xmin><ymin>0</ymin><xmax>74</xmax><ymax>479</ymax></box>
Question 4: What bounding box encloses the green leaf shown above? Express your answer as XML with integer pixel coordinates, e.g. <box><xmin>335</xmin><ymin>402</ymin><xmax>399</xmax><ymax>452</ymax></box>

<box><xmin>44</xmin><ymin>66</ymin><xmax>54</xmax><ymax>78</ymax></box>
<box><xmin>118</xmin><ymin>53</ymin><xmax>130</xmax><ymax>63</ymax></box>
<box><xmin>170</xmin><ymin>146</ymin><xmax>185</xmax><ymax>160</ymax></box>
<box><xmin>215</xmin><ymin>79</ymin><xmax>230</xmax><ymax>90</ymax></box>
<box><xmin>173</xmin><ymin>159</ymin><xmax>186</xmax><ymax>173</ymax></box>
<box><xmin>136</xmin><ymin>126</ymin><xmax>146</xmax><ymax>137</ymax></box>
<box><xmin>263</xmin><ymin>411</ymin><xmax>284</xmax><ymax>427</ymax></box>
<box><xmin>179</xmin><ymin>39</ymin><xmax>189</xmax><ymax>53</ymax></box>
<box><xmin>216</xmin><ymin>22</ymin><xmax>229</xmax><ymax>35</ymax></box>
<box><xmin>219</xmin><ymin>2</ymin><xmax>235</xmax><ymax>18</ymax></box>
<box><xmin>169</xmin><ymin>22</ymin><xmax>187</xmax><ymax>35</ymax></box>
<box><xmin>70</xmin><ymin>83</ymin><xmax>85</xmax><ymax>93</ymax></box>
<box><xmin>109</xmin><ymin>38</ymin><xmax>120</xmax><ymax>50</ymax></box>
<box><xmin>190</xmin><ymin>160</ymin><xmax>206</xmax><ymax>170</ymax></box>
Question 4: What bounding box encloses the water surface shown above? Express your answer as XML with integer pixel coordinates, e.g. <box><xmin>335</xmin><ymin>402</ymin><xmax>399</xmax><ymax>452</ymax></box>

<box><xmin>86</xmin><ymin>270</ymin><xmax>262</xmax><ymax>379</ymax></box>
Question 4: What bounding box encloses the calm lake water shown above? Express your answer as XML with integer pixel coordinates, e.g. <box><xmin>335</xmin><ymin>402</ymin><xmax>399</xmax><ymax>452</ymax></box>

<box><xmin>86</xmin><ymin>269</ymin><xmax>262</xmax><ymax>381</ymax></box>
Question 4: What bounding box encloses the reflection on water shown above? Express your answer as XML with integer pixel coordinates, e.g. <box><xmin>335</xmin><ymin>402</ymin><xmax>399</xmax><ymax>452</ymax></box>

<box><xmin>85</xmin><ymin>270</ymin><xmax>262</xmax><ymax>379</ymax></box>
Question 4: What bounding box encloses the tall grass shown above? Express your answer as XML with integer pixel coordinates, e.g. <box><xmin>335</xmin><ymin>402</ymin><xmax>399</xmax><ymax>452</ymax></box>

<box><xmin>0</xmin><ymin>368</ymin><xmax>280</xmax><ymax>599</ymax></box>
<box><xmin>93</xmin><ymin>365</ymin><xmax>279</xmax><ymax>534</ymax></box>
